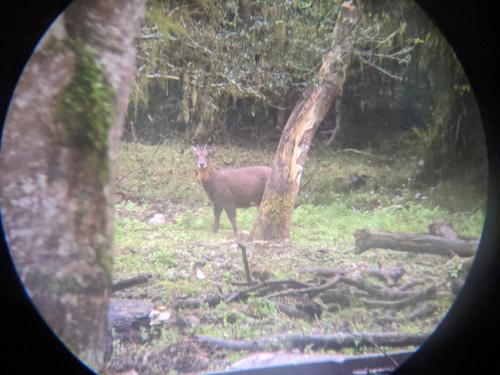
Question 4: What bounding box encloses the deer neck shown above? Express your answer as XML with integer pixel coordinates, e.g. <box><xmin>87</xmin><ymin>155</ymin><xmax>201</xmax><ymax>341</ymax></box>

<box><xmin>197</xmin><ymin>162</ymin><xmax>215</xmax><ymax>182</ymax></box>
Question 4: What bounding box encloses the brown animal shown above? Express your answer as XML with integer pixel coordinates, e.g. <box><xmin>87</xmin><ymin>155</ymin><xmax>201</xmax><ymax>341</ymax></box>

<box><xmin>192</xmin><ymin>144</ymin><xmax>271</xmax><ymax>237</ymax></box>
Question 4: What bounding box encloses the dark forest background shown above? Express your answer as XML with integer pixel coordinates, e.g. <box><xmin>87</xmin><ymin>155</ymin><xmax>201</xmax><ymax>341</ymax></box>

<box><xmin>125</xmin><ymin>0</ymin><xmax>486</xmax><ymax>191</ymax></box>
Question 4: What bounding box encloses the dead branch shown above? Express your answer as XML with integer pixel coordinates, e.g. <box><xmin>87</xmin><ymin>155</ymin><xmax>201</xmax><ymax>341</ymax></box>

<box><xmin>358</xmin><ymin>55</ymin><xmax>403</xmax><ymax>81</ymax></box>
<box><xmin>238</xmin><ymin>243</ymin><xmax>253</xmax><ymax>284</ymax></box>
<box><xmin>300</xmin><ymin>266</ymin><xmax>405</xmax><ymax>287</ymax></box>
<box><xmin>364</xmin><ymin>267</ymin><xmax>405</xmax><ymax>287</ymax></box>
<box><xmin>173</xmin><ymin>279</ymin><xmax>311</xmax><ymax>309</ymax></box>
<box><xmin>264</xmin><ymin>273</ymin><xmax>414</xmax><ymax>300</ymax></box>
<box><xmin>225</xmin><ymin>279</ymin><xmax>309</xmax><ymax>303</ymax></box>
<box><xmin>395</xmin><ymin>280</ymin><xmax>426</xmax><ymax>292</ymax></box>
<box><xmin>112</xmin><ymin>274</ymin><xmax>152</xmax><ymax>292</ymax></box>
<box><xmin>197</xmin><ymin>332</ymin><xmax>428</xmax><ymax>352</ymax></box>
<box><xmin>266</xmin><ymin>276</ymin><xmax>341</xmax><ymax>299</ymax></box>
<box><xmin>275</xmin><ymin>303</ymin><xmax>307</xmax><ymax>319</ymax></box>
<box><xmin>338</xmin><ymin>276</ymin><xmax>415</xmax><ymax>300</ymax></box>
<box><xmin>409</xmin><ymin>303</ymin><xmax>438</xmax><ymax>321</ymax></box>
<box><xmin>361</xmin><ymin>286</ymin><xmax>436</xmax><ymax>309</ymax></box>
<box><xmin>172</xmin><ymin>295</ymin><xmax>222</xmax><ymax>310</ymax></box>
<box><xmin>354</xmin><ymin>229</ymin><xmax>478</xmax><ymax>257</ymax></box>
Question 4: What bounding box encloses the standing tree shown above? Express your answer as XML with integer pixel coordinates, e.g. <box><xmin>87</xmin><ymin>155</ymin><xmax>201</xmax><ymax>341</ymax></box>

<box><xmin>0</xmin><ymin>0</ymin><xmax>144</xmax><ymax>371</ymax></box>
<box><xmin>251</xmin><ymin>2</ymin><xmax>360</xmax><ymax>240</ymax></box>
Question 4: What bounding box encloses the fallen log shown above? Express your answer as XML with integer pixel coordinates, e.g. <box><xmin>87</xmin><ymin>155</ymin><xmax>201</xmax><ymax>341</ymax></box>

<box><xmin>428</xmin><ymin>222</ymin><xmax>458</xmax><ymax>240</ymax></box>
<box><xmin>197</xmin><ymin>332</ymin><xmax>428</xmax><ymax>352</ymax></box>
<box><xmin>354</xmin><ymin>229</ymin><xmax>478</xmax><ymax>257</ymax></box>
<box><xmin>108</xmin><ymin>298</ymin><xmax>154</xmax><ymax>342</ymax></box>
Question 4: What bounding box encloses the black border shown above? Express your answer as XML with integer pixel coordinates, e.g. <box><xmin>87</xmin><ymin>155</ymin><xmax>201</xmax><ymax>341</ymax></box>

<box><xmin>396</xmin><ymin>2</ymin><xmax>500</xmax><ymax>372</ymax></box>
<box><xmin>0</xmin><ymin>1</ymin><xmax>90</xmax><ymax>374</ymax></box>
<box><xmin>1</xmin><ymin>1</ymin><xmax>499</xmax><ymax>374</ymax></box>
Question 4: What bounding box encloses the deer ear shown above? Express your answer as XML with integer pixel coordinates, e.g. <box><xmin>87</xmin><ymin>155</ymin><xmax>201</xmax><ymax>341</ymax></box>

<box><xmin>191</xmin><ymin>145</ymin><xmax>198</xmax><ymax>154</ymax></box>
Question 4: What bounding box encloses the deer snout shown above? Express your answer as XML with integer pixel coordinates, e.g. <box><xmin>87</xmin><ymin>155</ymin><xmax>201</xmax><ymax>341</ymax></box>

<box><xmin>197</xmin><ymin>161</ymin><xmax>207</xmax><ymax>169</ymax></box>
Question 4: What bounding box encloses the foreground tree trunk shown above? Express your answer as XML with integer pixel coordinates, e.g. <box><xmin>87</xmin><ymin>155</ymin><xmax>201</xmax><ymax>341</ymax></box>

<box><xmin>251</xmin><ymin>2</ymin><xmax>360</xmax><ymax>240</ymax></box>
<box><xmin>0</xmin><ymin>0</ymin><xmax>144</xmax><ymax>371</ymax></box>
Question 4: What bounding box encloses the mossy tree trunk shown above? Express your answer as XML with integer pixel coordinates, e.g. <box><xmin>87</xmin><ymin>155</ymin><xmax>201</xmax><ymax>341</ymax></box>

<box><xmin>0</xmin><ymin>0</ymin><xmax>144</xmax><ymax>371</ymax></box>
<box><xmin>251</xmin><ymin>2</ymin><xmax>359</xmax><ymax>240</ymax></box>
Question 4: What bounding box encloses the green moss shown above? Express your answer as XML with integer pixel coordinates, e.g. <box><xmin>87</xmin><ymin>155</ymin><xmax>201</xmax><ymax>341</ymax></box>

<box><xmin>97</xmin><ymin>239</ymin><xmax>113</xmax><ymax>283</ymax></box>
<box><xmin>260</xmin><ymin>192</ymin><xmax>294</xmax><ymax>221</ymax></box>
<box><xmin>56</xmin><ymin>38</ymin><xmax>115</xmax><ymax>183</ymax></box>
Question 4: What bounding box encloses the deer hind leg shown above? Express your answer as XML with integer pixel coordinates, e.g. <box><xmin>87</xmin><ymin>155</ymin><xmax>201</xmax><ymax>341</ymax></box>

<box><xmin>213</xmin><ymin>205</ymin><xmax>222</xmax><ymax>233</ymax></box>
<box><xmin>224</xmin><ymin>206</ymin><xmax>238</xmax><ymax>237</ymax></box>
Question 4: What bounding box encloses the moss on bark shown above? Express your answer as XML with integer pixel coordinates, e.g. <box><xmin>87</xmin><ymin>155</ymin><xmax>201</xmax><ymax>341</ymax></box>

<box><xmin>55</xmin><ymin>38</ymin><xmax>115</xmax><ymax>184</ymax></box>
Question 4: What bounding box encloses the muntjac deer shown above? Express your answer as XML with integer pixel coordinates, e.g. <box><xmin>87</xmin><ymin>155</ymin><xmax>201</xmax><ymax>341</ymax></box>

<box><xmin>192</xmin><ymin>144</ymin><xmax>271</xmax><ymax>237</ymax></box>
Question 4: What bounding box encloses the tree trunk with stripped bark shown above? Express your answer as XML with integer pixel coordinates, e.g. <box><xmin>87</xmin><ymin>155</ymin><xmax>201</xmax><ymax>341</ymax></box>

<box><xmin>251</xmin><ymin>2</ymin><xmax>360</xmax><ymax>240</ymax></box>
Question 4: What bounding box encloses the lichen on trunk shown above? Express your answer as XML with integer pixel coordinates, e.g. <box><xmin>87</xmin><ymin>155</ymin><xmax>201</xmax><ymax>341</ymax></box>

<box><xmin>55</xmin><ymin>37</ymin><xmax>115</xmax><ymax>184</ymax></box>
<box><xmin>0</xmin><ymin>0</ymin><xmax>145</xmax><ymax>371</ymax></box>
<box><xmin>252</xmin><ymin>191</ymin><xmax>295</xmax><ymax>239</ymax></box>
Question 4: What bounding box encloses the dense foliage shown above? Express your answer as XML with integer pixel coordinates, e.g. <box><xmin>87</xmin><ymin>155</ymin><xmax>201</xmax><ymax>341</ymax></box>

<box><xmin>127</xmin><ymin>0</ymin><xmax>486</xmax><ymax>185</ymax></box>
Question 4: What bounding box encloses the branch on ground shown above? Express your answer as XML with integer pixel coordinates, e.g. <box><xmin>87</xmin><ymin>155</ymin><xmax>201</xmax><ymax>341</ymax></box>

<box><xmin>354</xmin><ymin>228</ymin><xmax>477</xmax><ymax>257</ymax></box>
<box><xmin>361</xmin><ymin>286</ymin><xmax>436</xmax><ymax>309</ymax></box>
<box><xmin>197</xmin><ymin>331</ymin><xmax>429</xmax><ymax>352</ymax></box>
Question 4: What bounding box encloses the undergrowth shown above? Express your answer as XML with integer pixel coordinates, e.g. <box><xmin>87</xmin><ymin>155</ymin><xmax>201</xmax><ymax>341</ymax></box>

<box><xmin>112</xmin><ymin>141</ymin><xmax>485</xmax><ymax>371</ymax></box>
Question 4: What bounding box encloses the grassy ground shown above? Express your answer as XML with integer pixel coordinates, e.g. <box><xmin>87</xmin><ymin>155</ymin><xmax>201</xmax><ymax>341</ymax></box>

<box><xmin>110</xmin><ymin>141</ymin><xmax>485</xmax><ymax>373</ymax></box>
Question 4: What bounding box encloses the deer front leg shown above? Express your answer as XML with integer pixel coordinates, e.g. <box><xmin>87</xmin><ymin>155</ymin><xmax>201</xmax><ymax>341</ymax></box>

<box><xmin>225</xmin><ymin>206</ymin><xmax>238</xmax><ymax>237</ymax></box>
<box><xmin>213</xmin><ymin>205</ymin><xmax>222</xmax><ymax>233</ymax></box>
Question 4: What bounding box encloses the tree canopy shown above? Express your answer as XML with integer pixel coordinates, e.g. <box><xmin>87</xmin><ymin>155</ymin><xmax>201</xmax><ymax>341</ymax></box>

<box><xmin>128</xmin><ymin>0</ymin><xmax>485</xmax><ymax>184</ymax></box>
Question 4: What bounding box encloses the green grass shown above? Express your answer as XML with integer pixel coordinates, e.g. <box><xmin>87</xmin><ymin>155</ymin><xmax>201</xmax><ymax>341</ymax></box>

<box><xmin>112</xmin><ymin>141</ymin><xmax>486</xmax><ymax>370</ymax></box>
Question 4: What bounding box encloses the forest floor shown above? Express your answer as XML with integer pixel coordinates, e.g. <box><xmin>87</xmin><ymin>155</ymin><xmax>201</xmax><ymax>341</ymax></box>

<box><xmin>107</xmin><ymin>141</ymin><xmax>485</xmax><ymax>374</ymax></box>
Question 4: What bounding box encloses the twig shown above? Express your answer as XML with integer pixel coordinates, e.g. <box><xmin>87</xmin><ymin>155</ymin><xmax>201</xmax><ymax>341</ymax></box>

<box><xmin>146</xmin><ymin>72</ymin><xmax>180</xmax><ymax>80</ymax></box>
<box><xmin>225</xmin><ymin>279</ymin><xmax>309</xmax><ymax>303</ymax></box>
<box><xmin>238</xmin><ymin>243</ymin><xmax>253</xmax><ymax>285</ymax></box>
<box><xmin>357</xmin><ymin>55</ymin><xmax>403</xmax><ymax>81</ymax></box>
<box><xmin>112</xmin><ymin>274</ymin><xmax>152</xmax><ymax>292</ymax></box>
<box><xmin>267</xmin><ymin>276</ymin><xmax>340</xmax><ymax>299</ymax></box>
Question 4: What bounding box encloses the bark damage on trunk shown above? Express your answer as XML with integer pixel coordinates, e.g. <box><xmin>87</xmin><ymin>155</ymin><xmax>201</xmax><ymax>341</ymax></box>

<box><xmin>251</xmin><ymin>2</ymin><xmax>360</xmax><ymax>240</ymax></box>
